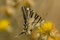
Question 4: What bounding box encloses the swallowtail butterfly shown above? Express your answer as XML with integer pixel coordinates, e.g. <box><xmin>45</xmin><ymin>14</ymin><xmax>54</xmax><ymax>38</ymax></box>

<box><xmin>20</xmin><ymin>6</ymin><xmax>45</xmax><ymax>35</ymax></box>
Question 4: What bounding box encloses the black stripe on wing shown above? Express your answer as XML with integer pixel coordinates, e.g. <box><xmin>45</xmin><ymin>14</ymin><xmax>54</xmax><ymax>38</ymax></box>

<box><xmin>29</xmin><ymin>10</ymin><xmax>34</xmax><ymax>18</ymax></box>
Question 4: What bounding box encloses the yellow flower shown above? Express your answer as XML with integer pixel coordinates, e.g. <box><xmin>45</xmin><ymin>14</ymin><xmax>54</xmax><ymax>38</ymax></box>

<box><xmin>0</xmin><ymin>19</ymin><xmax>10</xmax><ymax>31</ymax></box>
<box><xmin>38</xmin><ymin>21</ymin><xmax>54</xmax><ymax>33</ymax></box>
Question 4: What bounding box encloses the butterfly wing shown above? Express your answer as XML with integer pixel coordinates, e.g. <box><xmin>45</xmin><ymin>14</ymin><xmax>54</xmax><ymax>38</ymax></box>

<box><xmin>21</xmin><ymin>6</ymin><xmax>44</xmax><ymax>35</ymax></box>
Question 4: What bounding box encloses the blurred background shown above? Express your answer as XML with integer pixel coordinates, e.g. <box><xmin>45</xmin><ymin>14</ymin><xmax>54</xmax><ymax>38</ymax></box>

<box><xmin>0</xmin><ymin>0</ymin><xmax>60</xmax><ymax>40</ymax></box>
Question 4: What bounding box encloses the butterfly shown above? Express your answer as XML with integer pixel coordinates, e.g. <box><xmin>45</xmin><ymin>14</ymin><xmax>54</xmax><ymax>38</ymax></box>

<box><xmin>20</xmin><ymin>6</ymin><xmax>45</xmax><ymax>35</ymax></box>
